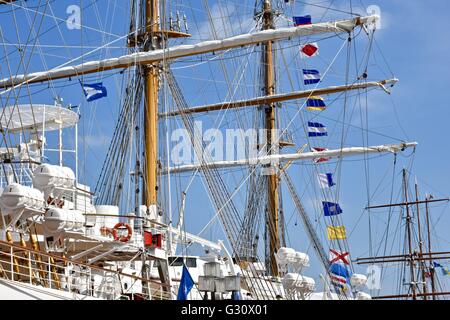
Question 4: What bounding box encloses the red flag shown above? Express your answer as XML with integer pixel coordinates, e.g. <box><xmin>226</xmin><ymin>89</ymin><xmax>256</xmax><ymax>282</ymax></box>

<box><xmin>301</xmin><ymin>43</ymin><xmax>319</xmax><ymax>58</ymax></box>
<box><xmin>312</xmin><ymin>147</ymin><xmax>330</xmax><ymax>163</ymax></box>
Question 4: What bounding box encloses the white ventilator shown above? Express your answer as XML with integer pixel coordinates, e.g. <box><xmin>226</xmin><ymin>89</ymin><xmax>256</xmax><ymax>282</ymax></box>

<box><xmin>351</xmin><ymin>274</ymin><xmax>368</xmax><ymax>287</ymax></box>
<box><xmin>94</xmin><ymin>205</ymin><xmax>120</xmax><ymax>229</ymax></box>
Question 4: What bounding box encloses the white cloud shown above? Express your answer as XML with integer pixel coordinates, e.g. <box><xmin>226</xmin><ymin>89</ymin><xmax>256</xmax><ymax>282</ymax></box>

<box><xmin>83</xmin><ymin>133</ymin><xmax>110</xmax><ymax>148</ymax></box>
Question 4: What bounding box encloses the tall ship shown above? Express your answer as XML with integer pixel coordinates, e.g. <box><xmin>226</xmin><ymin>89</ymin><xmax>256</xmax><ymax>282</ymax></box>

<box><xmin>0</xmin><ymin>0</ymin><xmax>447</xmax><ymax>300</ymax></box>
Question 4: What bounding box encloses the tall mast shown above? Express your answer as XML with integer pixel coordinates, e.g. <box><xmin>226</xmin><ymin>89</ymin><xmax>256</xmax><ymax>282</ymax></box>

<box><xmin>359</xmin><ymin>193</ymin><xmax>449</xmax><ymax>300</ymax></box>
<box><xmin>144</xmin><ymin>0</ymin><xmax>159</xmax><ymax>211</ymax></box>
<box><xmin>262</xmin><ymin>0</ymin><xmax>280</xmax><ymax>276</ymax></box>
<box><xmin>414</xmin><ymin>181</ymin><xmax>427</xmax><ymax>299</ymax></box>
<box><xmin>402</xmin><ymin>169</ymin><xmax>417</xmax><ymax>300</ymax></box>
<box><xmin>425</xmin><ymin>194</ymin><xmax>437</xmax><ymax>299</ymax></box>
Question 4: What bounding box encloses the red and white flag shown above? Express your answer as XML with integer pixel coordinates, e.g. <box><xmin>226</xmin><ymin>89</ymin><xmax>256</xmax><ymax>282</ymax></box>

<box><xmin>311</xmin><ymin>147</ymin><xmax>330</xmax><ymax>163</ymax></box>
<box><xmin>329</xmin><ymin>249</ymin><xmax>350</xmax><ymax>265</ymax></box>
<box><xmin>300</xmin><ymin>43</ymin><xmax>319</xmax><ymax>58</ymax></box>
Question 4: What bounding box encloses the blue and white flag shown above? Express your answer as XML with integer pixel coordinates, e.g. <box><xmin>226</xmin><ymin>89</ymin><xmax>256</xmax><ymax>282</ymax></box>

<box><xmin>303</xmin><ymin>69</ymin><xmax>321</xmax><ymax>85</ymax></box>
<box><xmin>318</xmin><ymin>173</ymin><xmax>335</xmax><ymax>188</ymax></box>
<box><xmin>323</xmin><ymin>201</ymin><xmax>342</xmax><ymax>216</ymax></box>
<box><xmin>308</xmin><ymin>121</ymin><xmax>327</xmax><ymax>137</ymax></box>
<box><xmin>177</xmin><ymin>265</ymin><xmax>195</xmax><ymax>300</ymax></box>
<box><xmin>82</xmin><ymin>82</ymin><xmax>108</xmax><ymax>102</ymax></box>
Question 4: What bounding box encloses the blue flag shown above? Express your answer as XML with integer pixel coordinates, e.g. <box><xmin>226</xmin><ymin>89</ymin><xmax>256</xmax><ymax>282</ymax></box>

<box><xmin>82</xmin><ymin>82</ymin><xmax>108</xmax><ymax>102</ymax></box>
<box><xmin>232</xmin><ymin>291</ymin><xmax>241</xmax><ymax>300</ymax></box>
<box><xmin>323</xmin><ymin>202</ymin><xmax>343</xmax><ymax>216</ymax></box>
<box><xmin>177</xmin><ymin>265</ymin><xmax>195</xmax><ymax>300</ymax></box>
<box><xmin>329</xmin><ymin>263</ymin><xmax>351</xmax><ymax>289</ymax></box>
<box><xmin>293</xmin><ymin>15</ymin><xmax>312</xmax><ymax>26</ymax></box>
<box><xmin>330</xmin><ymin>263</ymin><xmax>351</xmax><ymax>278</ymax></box>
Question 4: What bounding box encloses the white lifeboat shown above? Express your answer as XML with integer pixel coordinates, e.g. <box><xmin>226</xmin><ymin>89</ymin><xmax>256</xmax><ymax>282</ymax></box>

<box><xmin>356</xmin><ymin>292</ymin><xmax>372</xmax><ymax>300</ymax></box>
<box><xmin>293</xmin><ymin>251</ymin><xmax>310</xmax><ymax>268</ymax></box>
<box><xmin>299</xmin><ymin>276</ymin><xmax>315</xmax><ymax>292</ymax></box>
<box><xmin>0</xmin><ymin>183</ymin><xmax>45</xmax><ymax>219</ymax></box>
<box><xmin>276</xmin><ymin>247</ymin><xmax>296</xmax><ymax>264</ymax></box>
<box><xmin>43</xmin><ymin>208</ymin><xmax>84</xmax><ymax>234</ymax></box>
<box><xmin>32</xmin><ymin>164</ymin><xmax>75</xmax><ymax>192</ymax></box>
<box><xmin>282</xmin><ymin>273</ymin><xmax>303</xmax><ymax>289</ymax></box>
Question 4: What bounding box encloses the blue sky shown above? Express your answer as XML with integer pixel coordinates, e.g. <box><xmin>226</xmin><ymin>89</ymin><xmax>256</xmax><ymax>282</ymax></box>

<box><xmin>0</xmin><ymin>0</ymin><xmax>449</xmax><ymax>297</ymax></box>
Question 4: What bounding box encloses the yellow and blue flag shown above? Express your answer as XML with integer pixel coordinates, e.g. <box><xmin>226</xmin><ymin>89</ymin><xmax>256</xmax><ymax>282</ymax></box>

<box><xmin>306</xmin><ymin>96</ymin><xmax>326</xmax><ymax>111</ymax></box>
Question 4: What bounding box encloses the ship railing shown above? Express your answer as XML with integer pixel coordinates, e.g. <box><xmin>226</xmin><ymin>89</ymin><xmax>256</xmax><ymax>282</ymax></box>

<box><xmin>0</xmin><ymin>240</ymin><xmax>172</xmax><ymax>300</ymax></box>
<box><xmin>84</xmin><ymin>213</ymin><xmax>168</xmax><ymax>249</ymax></box>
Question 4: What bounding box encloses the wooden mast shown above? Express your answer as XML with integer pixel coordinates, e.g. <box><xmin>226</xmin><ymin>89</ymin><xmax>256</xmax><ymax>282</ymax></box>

<box><xmin>160</xmin><ymin>79</ymin><xmax>398</xmax><ymax>117</ymax></box>
<box><xmin>262</xmin><ymin>0</ymin><xmax>280</xmax><ymax>276</ymax></box>
<box><xmin>144</xmin><ymin>0</ymin><xmax>159</xmax><ymax>212</ymax></box>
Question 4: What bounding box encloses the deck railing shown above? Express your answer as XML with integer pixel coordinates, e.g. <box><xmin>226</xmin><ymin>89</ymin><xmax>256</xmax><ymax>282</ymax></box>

<box><xmin>0</xmin><ymin>240</ymin><xmax>172</xmax><ymax>300</ymax></box>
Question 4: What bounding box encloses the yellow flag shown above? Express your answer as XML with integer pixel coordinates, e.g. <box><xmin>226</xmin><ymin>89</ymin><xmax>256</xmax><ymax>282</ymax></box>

<box><xmin>327</xmin><ymin>226</ymin><xmax>347</xmax><ymax>240</ymax></box>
